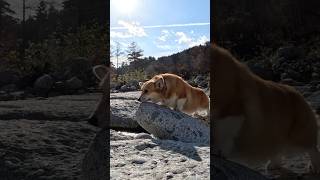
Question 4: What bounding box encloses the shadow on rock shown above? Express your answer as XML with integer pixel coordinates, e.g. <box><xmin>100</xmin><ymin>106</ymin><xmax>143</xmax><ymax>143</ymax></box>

<box><xmin>134</xmin><ymin>102</ymin><xmax>209</xmax><ymax>161</ymax></box>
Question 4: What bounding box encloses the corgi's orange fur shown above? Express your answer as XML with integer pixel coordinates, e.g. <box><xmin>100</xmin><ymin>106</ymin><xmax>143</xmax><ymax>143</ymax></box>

<box><xmin>138</xmin><ymin>73</ymin><xmax>209</xmax><ymax>117</ymax></box>
<box><xmin>211</xmin><ymin>44</ymin><xmax>320</xmax><ymax>173</ymax></box>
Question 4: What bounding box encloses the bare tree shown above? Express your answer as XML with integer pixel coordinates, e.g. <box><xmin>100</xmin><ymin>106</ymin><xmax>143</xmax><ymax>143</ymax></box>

<box><xmin>113</xmin><ymin>41</ymin><xmax>124</xmax><ymax>69</ymax></box>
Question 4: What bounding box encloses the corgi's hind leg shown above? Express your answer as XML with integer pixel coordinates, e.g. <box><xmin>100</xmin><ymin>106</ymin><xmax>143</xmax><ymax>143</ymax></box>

<box><xmin>308</xmin><ymin>146</ymin><xmax>320</xmax><ymax>173</ymax></box>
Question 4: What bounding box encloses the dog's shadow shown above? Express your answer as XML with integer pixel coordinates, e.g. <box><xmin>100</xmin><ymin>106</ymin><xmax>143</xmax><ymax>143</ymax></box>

<box><xmin>149</xmin><ymin>138</ymin><xmax>207</xmax><ymax>161</ymax></box>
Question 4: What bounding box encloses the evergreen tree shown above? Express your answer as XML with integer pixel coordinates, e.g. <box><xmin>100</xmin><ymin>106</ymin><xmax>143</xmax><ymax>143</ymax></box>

<box><xmin>35</xmin><ymin>0</ymin><xmax>48</xmax><ymax>22</ymax></box>
<box><xmin>126</xmin><ymin>42</ymin><xmax>143</xmax><ymax>62</ymax></box>
<box><xmin>0</xmin><ymin>0</ymin><xmax>15</xmax><ymax>32</ymax></box>
<box><xmin>35</xmin><ymin>0</ymin><xmax>48</xmax><ymax>40</ymax></box>
<box><xmin>0</xmin><ymin>0</ymin><xmax>16</xmax><ymax>55</ymax></box>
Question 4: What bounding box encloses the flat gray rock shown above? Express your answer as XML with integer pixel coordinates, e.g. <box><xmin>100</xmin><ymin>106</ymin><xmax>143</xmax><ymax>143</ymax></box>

<box><xmin>110</xmin><ymin>99</ymin><xmax>140</xmax><ymax>129</ymax></box>
<box><xmin>109</xmin><ymin>91</ymin><xmax>141</xmax><ymax>129</ymax></box>
<box><xmin>0</xmin><ymin>94</ymin><xmax>99</xmax><ymax>121</ymax></box>
<box><xmin>110</xmin><ymin>130</ymin><xmax>209</xmax><ymax>180</ymax></box>
<box><xmin>135</xmin><ymin>102</ymin><xmax>209</xmax><ymax>144</ymax></box>
<box><xmin>110</xmin><ymin>91</ymin><xmax>141</xmax><ymax>100</ymax></box>
<box><xmin>0</xmin><ymin>92</ymin><xmax>142</xmax><ymax>129</ymax></box>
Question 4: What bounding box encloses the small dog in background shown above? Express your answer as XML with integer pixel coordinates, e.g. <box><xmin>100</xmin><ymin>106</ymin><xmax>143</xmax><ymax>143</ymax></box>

<box><xmin>138</xmin><ymin>73</ymin><xmax>209</xmax><ymax>119</ymax></box>
<box><xmin>87</xmin><ymin>64</ymin><xmax>109</xmax><ymax>128</ymax></box>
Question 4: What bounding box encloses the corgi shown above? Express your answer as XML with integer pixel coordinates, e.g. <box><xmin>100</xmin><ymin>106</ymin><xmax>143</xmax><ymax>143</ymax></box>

<box><xmin>211</xmin><ymin>44</ymin><xmax>320</xmax><ymax>173</ymax></box>
<box><xmin>138</xmin><ymin>73</ymin><xmax>209</xmax><ymax>118</ymax></box>
<box><xmin>87</xmin><ymin>65</ymin><xmax>109</xmax><ymax>128</ymax></box>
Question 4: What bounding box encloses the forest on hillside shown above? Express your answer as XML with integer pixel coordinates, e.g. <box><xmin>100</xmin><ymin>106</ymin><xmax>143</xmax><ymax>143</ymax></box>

<box><xmin>0</xmin><ymin>0</ymin><xmax>108</xmax><ymax>81</ymax></box>
<box><xmin>215</xmin><ymin>0</ymin><xmax>320</xmax><ymax>83</ymax></box>
<box><xmin>109</xmin><ymin>41</ymin><xmax>211</xmax><ymax>90</ymax></box>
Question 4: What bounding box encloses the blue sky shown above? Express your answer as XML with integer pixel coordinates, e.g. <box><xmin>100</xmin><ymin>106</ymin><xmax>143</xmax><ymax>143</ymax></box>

<box><xmin>110</xmin><ymin>0</ymin><xmax>210</xmax><ymax>67</ymax></box>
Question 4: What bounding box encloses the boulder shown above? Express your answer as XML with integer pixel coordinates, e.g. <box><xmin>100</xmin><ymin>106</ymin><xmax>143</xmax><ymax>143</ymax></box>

<box><xmin>65</xmin><ymin>77</ymin><xmax>83</xmax><ymax>90</ymax></box>
<box><xmin>119</xmin><ymin>85</ymin><xmax>136</xmax><ymax>92</ymax></box>
<box><xmin>127</xmin><ymin>80</ymin><xmax>139</xmax><ymax>88</ymax></box>
<box><xmin>135</xmin><ymin>102</ymin><xmax>209</xmax><ymax>144</ymax></box>
<box><xmin>110</xmin><ymin>98</ymin><xmax>140</xmax><ymax>129</ymax></box>
<box><xmin>65</xmin><ymin>57</ymin><xmax>95</xmax><ymax>87</ymax></box>
<box><xmin>34</xmin><ymin>74</ymin><xmax>54</xmax><ymax>90</ymax></box>
<box><xmin>33</xmin><ymin>74</ymin><xmax>54</xmax><ymax>96</ymax></box>
<box><xmin>88</xmin><ymin>91</ymin><xmax>141</xmax><ymax>129</ymax></box>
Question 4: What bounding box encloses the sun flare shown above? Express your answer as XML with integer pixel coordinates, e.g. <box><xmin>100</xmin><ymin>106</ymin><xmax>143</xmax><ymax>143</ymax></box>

<box><xmin>112</xmin><ymin>0</ymin><xmax>138</xmax><ymax>15</ymax></box>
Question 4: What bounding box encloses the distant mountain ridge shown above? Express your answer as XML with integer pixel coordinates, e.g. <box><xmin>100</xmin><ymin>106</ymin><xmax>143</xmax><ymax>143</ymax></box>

<box><xmin>117</xmin><ymin>43</ymin><xmax>211</xmax><ymax>79</ymax></box>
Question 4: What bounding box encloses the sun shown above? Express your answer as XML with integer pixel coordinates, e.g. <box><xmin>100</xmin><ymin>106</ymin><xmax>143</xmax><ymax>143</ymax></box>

<box><xmin>111</xmin><ymin>0</ymin><xmax>138</xmax><ymax>15</ymax></box>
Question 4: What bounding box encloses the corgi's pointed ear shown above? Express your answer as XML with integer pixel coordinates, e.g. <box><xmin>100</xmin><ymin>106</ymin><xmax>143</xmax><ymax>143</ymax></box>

<box><xmin>93</xmin><ymin>65</ymin><xmax>108</xmax><ymax>81</ymax></box>
<box><xmin>154</xmin><ymin>76</ymin><xmax>164</xmax><ymax>90</ymax></box>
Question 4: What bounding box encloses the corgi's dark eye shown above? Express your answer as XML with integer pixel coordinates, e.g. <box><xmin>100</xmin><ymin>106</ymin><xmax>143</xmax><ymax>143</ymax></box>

<box><xmin>144</xmin><ymin>90</ymin><xmax>148</xmax><ymax>93</ymax></box>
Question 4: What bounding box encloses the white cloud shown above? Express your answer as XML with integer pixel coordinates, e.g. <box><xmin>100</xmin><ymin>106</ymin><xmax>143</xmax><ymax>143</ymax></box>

<box><xmin>118</xmin><ymin>20</ymin><xmax>147</xmax><ymax>37</ymax></box>
<box><xmin>189</xmin><ymin>35</ymin><xmax>209</xmax><ymax>47</ymax></box>
<box><xmin>111</xmin><ymin>20</ymin><xmax>147</xmax><ymax>39</ymax></box>
<box><xmin>158</xmin><ymin>29</ymin><xmax>170</xmax><ymax>42</ymax></box>
<box><xmin>175</xmin><ymin>32</ymin><xmax>208</xmax><ymax>47</ymax></box>
<box><xmin>110</xmin><ymin>31</ymin><xmax>133</xmax><ymax>38</ymax></box>
<box><xmin>175</xmin><ymin>32</ymin><xmax>193</xmax><ymax>45</ymax></box>
<box><xmin>156</xmin><ymin>44</ymin><xmax>173</xmax><ymax>50</ymax></box>
<box><xmin>110</xmin><ymin>40</ymin><xmax>115</xmax><ymax>46</ymax></box>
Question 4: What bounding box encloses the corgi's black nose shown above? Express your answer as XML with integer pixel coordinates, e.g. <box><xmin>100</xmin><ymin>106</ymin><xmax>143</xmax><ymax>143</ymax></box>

<box><xmin>138</xmin><ymin>97</ymin><xmax>141</xmax><ymax>102</ymax></box>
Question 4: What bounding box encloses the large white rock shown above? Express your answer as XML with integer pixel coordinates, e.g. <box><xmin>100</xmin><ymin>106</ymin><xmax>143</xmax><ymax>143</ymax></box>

<box><xmin>135</xmin><ymin>102</ymin><xmax>210</xmax><ymax>144</ymax></box>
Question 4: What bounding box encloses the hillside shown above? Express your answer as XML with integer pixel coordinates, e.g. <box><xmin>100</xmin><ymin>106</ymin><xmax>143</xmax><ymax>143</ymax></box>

<box><xmin>117</xmin><ymin>42</ymin><xmax>211</xmax><ymax>81</ymax></box>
